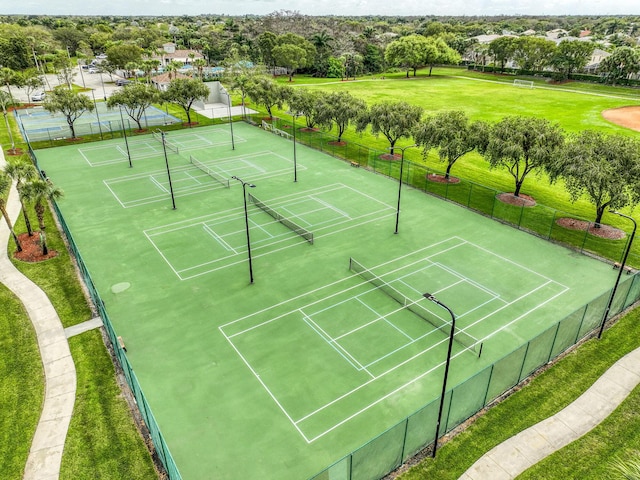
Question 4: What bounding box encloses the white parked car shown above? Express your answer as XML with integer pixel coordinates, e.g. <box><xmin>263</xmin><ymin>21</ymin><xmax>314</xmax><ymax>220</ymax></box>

<box><xmin>31</xmin><ymin>91</ymin><xmax>46</xmax><ymax>101</ymax></box>
<box><xmin>88</xmin><ymin>67</ymin><xmax>98</xmax><ymax>74</ymax></box>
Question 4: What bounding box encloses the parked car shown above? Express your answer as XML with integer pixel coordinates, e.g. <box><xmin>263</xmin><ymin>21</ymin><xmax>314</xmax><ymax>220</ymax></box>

<box><xmin>115</xmin><ymin>79</ymin><xmax>131</xmax><ymax>86</ymax></box>
<box><xmin>88</xmin><ymin>67</ymin><xmax>98</xmax><ymax>74</ymax></box>
<box><xmin>31</xmin><ymin>91</ymin><xmax>46</xmax><ymax>101</ymax></box>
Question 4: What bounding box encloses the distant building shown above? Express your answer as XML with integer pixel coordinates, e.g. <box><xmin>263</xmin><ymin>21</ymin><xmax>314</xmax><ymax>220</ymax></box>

<box><xmin>150</xmin><ymin>72</ymin><xmax>191</xmax><ymax>91</ymax></box>
<box><xmin>153</xmin><ymin>43</ymin><xmax>204</xmax><ymax>67</ymax></box>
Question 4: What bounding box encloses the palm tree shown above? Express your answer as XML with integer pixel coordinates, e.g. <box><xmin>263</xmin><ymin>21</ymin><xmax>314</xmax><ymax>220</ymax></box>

<box><xmin>0</xmin><ymin>171</ymin><xmax>22</xmax><ymax>252</ymax></box>
<box><xmin>193</xmin><ymin>58</ymin><xmax>207</xmax><ymax>80</ymax></box>
<box><xmin>22</xmin><ymin>178</ymin><xmax>63</xmax><ymax>255</ymax></box>
<box><xmin>4</xmin><ymin>159</ymin><xmax>37</xmax><ymax>236</ymax></box>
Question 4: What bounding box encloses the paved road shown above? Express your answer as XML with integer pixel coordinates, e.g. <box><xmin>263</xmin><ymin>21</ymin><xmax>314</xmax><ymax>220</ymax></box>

<box><xmin>12</xmin><ymin>67</ymin><xmax>124</xmax><ymax>103</ymax></box>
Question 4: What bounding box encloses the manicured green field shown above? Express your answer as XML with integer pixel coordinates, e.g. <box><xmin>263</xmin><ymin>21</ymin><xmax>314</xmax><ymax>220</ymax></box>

<box><xmin>34</xmin><ymin>121</ymin><xmax>626</xmax><ymax>479</ymax></box>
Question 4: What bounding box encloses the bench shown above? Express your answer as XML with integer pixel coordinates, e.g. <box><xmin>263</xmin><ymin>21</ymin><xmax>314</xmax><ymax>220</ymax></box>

<box><xmin>350</xmin><ymin>161</ymin><xmax>360</xmax><ymax>168</ymax></box>
<box><xmin>613</xmin><ymin>262</ymin><xmax>634</xmax><ymax>274</ymax></box>
<box><xmin>117</xmin><ymin>336</ymin><xmax>127</xmax><ymax>351</ymax></box>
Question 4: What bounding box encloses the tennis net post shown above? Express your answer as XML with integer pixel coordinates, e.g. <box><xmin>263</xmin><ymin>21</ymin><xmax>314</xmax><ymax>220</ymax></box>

<box><xmin>349</xmin><ymin>257</ymin><xmax>482</xmax><ymax>356</ymax></box>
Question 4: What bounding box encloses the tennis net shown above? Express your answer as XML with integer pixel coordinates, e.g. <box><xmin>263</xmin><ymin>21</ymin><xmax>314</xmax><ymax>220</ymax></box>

<box><xmin>190</xmin><ymin>155</ymin><xmax>230</xmax><ymax>188</ymax></box>
<box><xmin>248</xmin><ymin>194</ymin><xmax>313</xmax><ymax>244</ymax></box>
<box><xmin>152</xmin><ymin>129</ymin><xmax>179</xmax><ymax>155</ymax></box>
<box><xmin>349</xmin><ymin>257</ymin><xmax>482</xmax><ymax>356</ymax></box>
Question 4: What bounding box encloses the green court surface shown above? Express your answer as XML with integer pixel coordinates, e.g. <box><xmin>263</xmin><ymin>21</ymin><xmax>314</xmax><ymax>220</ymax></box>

<box><xmin>35</xmin><ymin>122</ymin><xmax>622</xmax><ymax>479</ymax></box>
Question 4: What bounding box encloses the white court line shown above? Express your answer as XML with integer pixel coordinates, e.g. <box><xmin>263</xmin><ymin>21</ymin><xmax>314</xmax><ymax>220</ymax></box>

<box><xmin>202</xmin><ymin>224</ymin><xmax>237</xmax><ymax>254</ymax></box>
<box><xmin>242</xmin><ymin>159</ymin><xmax>266</xmax><ymax>173</ymax></box>
<box><xmin>355</xmin><ymin>296</ymin><xmax>414</xmax><ymax>342</ymax></box>
<box><xmin>219</xmin><ymin>328</ymin><xmax>309</xmax><ymax>440</ymax></box>
<box><xmin>302</xmin><ymin>313</ymin><xmax>372</xmax><ymax>377</ymax></box>
<box><xmin>219</xmin><ymin>236</ymin><xmax>572</xmax><ymax>441</ymax></box>
<box><xmin>149</xmin><ymin>175</ymin><xmax>169</xmax><ymax>194</ymax></box>
<box><xmin>309</xmin><ymin>195</ymin><xmax>351</xmax><ymax>219</ymax></box>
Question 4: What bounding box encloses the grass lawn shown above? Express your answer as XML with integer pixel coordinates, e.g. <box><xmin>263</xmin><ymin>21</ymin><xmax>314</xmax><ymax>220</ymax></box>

<box><xmin>8</xmin><ymin>208</ymin><xmax>158</xmax><ymax>479</ymax></box>
<box><xmin>60</xmin><ymin>330</ymin><xmax>158</xmax><ymax>480</ymax></box>
<box><xmin>263</xmin><ymin>68</ymin><xmax>640</xmax><ymax>265</ymax></box>
<box><xmin>398</xmin><ymin>306</ymin><xmax>640</xmax><ymax>480</ymax></box>
<box><xmin>0</xmin><ymin>283</ymin><xmax>43</xmax><ymax>480</ymax></box>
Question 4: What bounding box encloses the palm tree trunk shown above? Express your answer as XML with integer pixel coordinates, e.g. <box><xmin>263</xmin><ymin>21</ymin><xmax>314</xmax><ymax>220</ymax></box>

<box><xmin>1</xmin><ymin>206</ymin><xmax>22</xmax><ymax>252</ymax></box>
<box><xmin>20</xmin><ymin>198</ymin><xmax>33</xmax><ymax>236</ymax></box>
<box><xmin>35</xmin><ymin>202</ymin><xmax>46</xmax><ymax>230</ymax></box>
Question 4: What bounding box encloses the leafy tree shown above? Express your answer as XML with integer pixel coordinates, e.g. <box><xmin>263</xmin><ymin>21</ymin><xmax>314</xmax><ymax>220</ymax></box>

<box><xmin>480</xmin><ymin>116</ymin><xmax>564</xmax><ymax>197</ymax></box>
<box><xmin>599</xmin><ymin>46</ymin><xmax>640</xmax><ymax>85</ymax></box>
<box><xmin>163</xmin><ymin>78</ymin><xmax>210</xmax><ymax>125</ymax></box>
<box><xmin>356</xmin><ymin>101</ymin><xmax>423</xmax><ymax>155</ymax></box>
<box><xmin>551</xmin><ymin>40</ymin><xmax>595</xmax><ymax>79</ymax></box>
<box><xmin>0</xmin><ymin>170</ymin><xmax>22</xmax><ymax>252</ymax></box>
<box><xmin>424</xmin><ymin>36</ymin><xmax>461</xmax><ymax>76</ymax></box>
<box><xmin>42</xmin><ymin>87</ymin><xmax>94</xmax><ymax>138</ymax></box>
<box><xmin>257</xmin><ymin>31</ymin><xmax>278</xmax><ymax>69</ymax></box>
<box><xmin>0</xmin><ymin>25</ymin><xmax>31</xmax><ymax>70</ymax></box>
<box><xmin>22</xmin><ymin>69</ymin><xmax>45</xmax><ymax>101</ymax></box>
<box><xmin>105</xmin><ymin>43</ymin><xmax>144</xmax><ymax>69</ymax></box>
<box><xmin>326</xmin><ymin>57</ymin><xmax>345</xmax><ymax>78</ymax></box>
<box><xmin>0</xmin><ymin>67</ymin><xmax>21</xmax><ymax>100</ymax></box>
<box><xmin>512</xmin><ymin>37</ymin><xmax>557</xmax><ymax>72</ymax></box>
<box><xmin>311</xmin><ymin>31</ymin><xmax>333</xmax><ymax>76</ymax></box>
<box><xmin>107</xmin><ymin>83</ymin><xmax>160</xmax><ymax>130</ymax></box>
<box><xmin>316</xmin><ymin>91</ymin><xmax>366</xmax><ymax>143</ymax></box>
<box><xmin>4</xmin><ymin>159</ymin><xmax>37</xmax><ymax>237</ymax></box>
<box><xmin>22</xmin><ymin>178</ymin><xmax>63</xmax><ymax>255</ymax></box>
<box><xmin>549</xmin><ymin>131</ymin><xmax>640</xmax><ymax>225</ymax></box>
<box><xmin>0</xmin><ymin>90</ymin><xmax>17</xmax><ymax>151</ymax></box>
<box><xmin>52</xmin><ymin>26</ymin><xmax>87</xmax><ymax>56</ymax></box>
<box><xmin>52</xmin><ymin>51</ymin><xmax>75</xmax><ymax>89</ymax></box>
<box><xmin>414</xmin><ymin>111</ymin><xmax>490</xmax><ymax>180</ymax></box>
<box><xmin>244</xmin><ymin>76</ymin><xmax>285</xmax><ymax>119</ymax></box>
<box><xmin>285</xmin><ymin>88</ymin><xmax>322</xmax><ymax>130</ymax></box>
<box><xmin>276</xmin><ymin>33</ymin><xmax>316</xmax><ymax>72</ymax></box>
<box><xmin>385</xmin><ymin>34</ymin><xmax>435</xmax><ymax>77</ymax></box>
<box><xmin>488</xmin><ymin>36</ymin><xmax>517</xmax><ymax>72</ymax></box>
<box><xmin>362</xmin><ymin>44</ymin><xmax>384</xmax><ymax>74</ymax></box>
<box><xmin>272</xmin><ymin>44</ymin><xmax>307</xmax><ymax>81</ymax></box>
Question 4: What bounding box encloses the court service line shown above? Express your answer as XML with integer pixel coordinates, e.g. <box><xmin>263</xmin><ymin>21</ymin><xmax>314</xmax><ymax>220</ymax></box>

<box><xmin>220</xmin><ymin>237</ymin><xmax>467</xmax><ymax>329</ymax></box>
<box><xmin>202</xmin><ymin>224</ymin><xmax>237</xmax><ymax>254</ymax></box>
<box><xmin>219</xmin><ymin>330</ymin><xmax>309</xmax><ymax>440</ymax></box>
<box><xmin>302</xmin><ymin>312</ymin><xmax>373</xmax><ymax>377</ymax></box>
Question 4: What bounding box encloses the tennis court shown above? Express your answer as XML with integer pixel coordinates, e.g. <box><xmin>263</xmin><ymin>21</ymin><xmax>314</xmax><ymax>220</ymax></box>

<box><xmin>15</xmin><ymin>103</ymin><xmax>181</xmax><ymax>141</ymax></box>
<box><xmin>34</xmin><ymin>121</ymin><xmax>624</xmax><ymax>480</ymax></box>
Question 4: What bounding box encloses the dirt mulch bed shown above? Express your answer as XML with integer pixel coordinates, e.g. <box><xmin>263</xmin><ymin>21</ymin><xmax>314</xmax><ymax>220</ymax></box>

<box><xmin>496</xmin><ymin>193</ymin><xmax>536</xmax><ymax>207</ymax></box>
<box><xmin>427</xmin><ymin>173</ymin><xmax>460</xmax><ymax>184</ymax></box>
<box><xmin>5</xmin><ymin>148</ymin><xmax>24</xmax><ymax>156</ymax></box>
<box><xmin>183</xmin><ymin>122</ymin><xmax>199</xmax><ymax>127</ymax></box>
<box><xmin>12</xmin><ymin>232</ymin><xmax>59</xmax><ymax>262</ymax></box>
<box><xmin>602</xmin><ymin>106</ymin><xmax>640</xmax><ymax>133</ymax></box>
<box><xmin>300</xmin><ymin>127</ymin><xmax>320</xmax><ymax>133</ymax></box>
<box><xmin>328</xmin><ymin>141</ymin><xmax>347</xmax><ymax>146</ymax></box>
<box><xmin>379</xmin><ymin>153</ymin><xmax>401</xmax><ymax>161</ymax></box>
<box><xmin>556</xmin><ymin>217</ymin><xmax>626</xmax><ymax>240</ymax></box>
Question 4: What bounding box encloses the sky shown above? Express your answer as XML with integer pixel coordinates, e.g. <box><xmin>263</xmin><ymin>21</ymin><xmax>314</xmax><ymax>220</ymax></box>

<box><xmin>3</xmin><ymin>0</ymin><xmax>639</xmax><ymax>17</ymax></box>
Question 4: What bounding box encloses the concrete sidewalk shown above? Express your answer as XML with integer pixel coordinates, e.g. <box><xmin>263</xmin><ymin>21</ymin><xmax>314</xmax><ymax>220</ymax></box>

<box><xmin>0</xmin><ymin>150</ymin><xmax>76</xmax><ymax>480</ymax></box>
<box><xmin>460</xmin><ymin>347</ymin><xmax>640</xmax><ymax>479</ymax></box>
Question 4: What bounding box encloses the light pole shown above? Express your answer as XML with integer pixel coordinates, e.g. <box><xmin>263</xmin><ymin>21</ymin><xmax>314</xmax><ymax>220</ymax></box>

<box><xmin>226</xmin><ymin>92</ymin><xmax>235</xmax><ymax>150</ymax></box>
<box><xmin>99</xmin><ymin>70</ymin><xmax>107</xmax><ymax>101</ymax></box>
<box><xmin>392</xmin><ymin>144</ymin><xmax>416</xmax><ymax>234</ymax></box>
<box><xmin>598</xmin><ymin>211</ymin><xmax>637</xmax><ymax>338</ymax></box>
<box><xmin>286</xmin><ymin>111</ymin><xmax>300</xmax><ymax>182</ymax></box>
<box><xmin>118</xmin><ymin>105</ymin><xmax>132</xmax><ymax>167</ymax></box>
<box><xmin>423</xmin><ymin>292</ymin><xmax>456</xmax><ymax>458</ymax></box>
<box><xmin>232</xmin><ymin>176</ymin><xmax>256</xmax><ymax>284</ymax></box>
<box><xmin>160</xmin><ymin>131</ymin><xmax>177</xmax><ymax>210</ymax></box>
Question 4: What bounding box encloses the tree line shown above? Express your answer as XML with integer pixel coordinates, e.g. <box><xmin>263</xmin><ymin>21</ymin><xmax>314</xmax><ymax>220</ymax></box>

<box><xmin>242</xmin><ymin>76</ymin><xmax>640</xmax><ymax>227</ymax></box>
<box><xmin>1</xmin><ymin>14</ymin><xmax>640</xmax><ymax>85</ymax></box>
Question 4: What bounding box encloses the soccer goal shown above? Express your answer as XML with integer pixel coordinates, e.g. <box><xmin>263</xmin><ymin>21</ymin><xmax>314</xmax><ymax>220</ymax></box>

<box><xmin>513</xmin><ymin>79</ymin><xmax>534</xmax><ymax>89</ymax></box>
